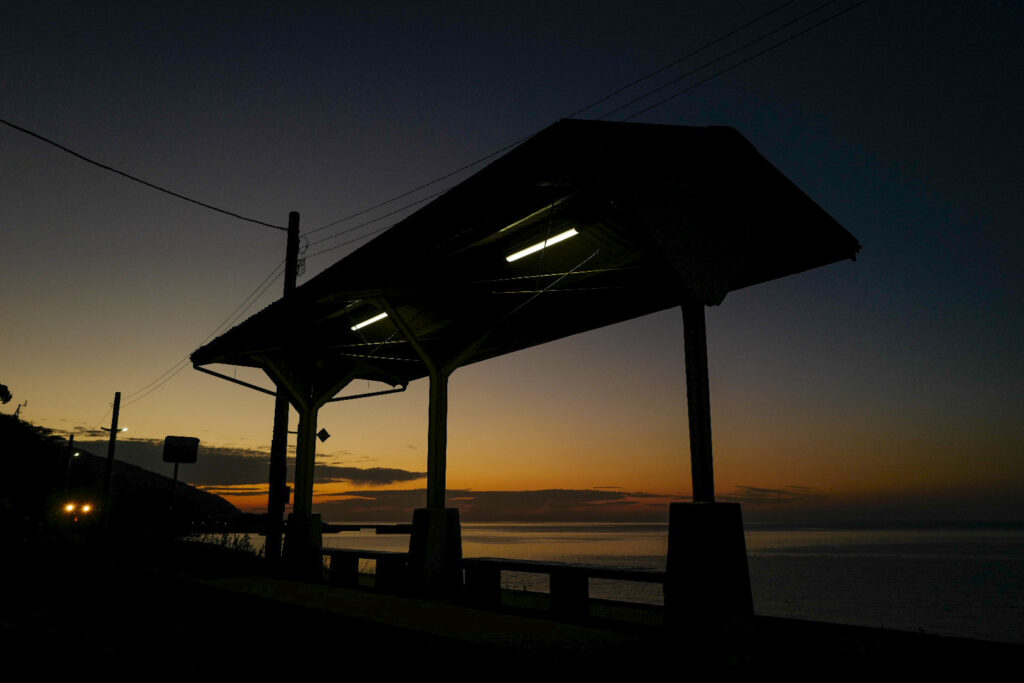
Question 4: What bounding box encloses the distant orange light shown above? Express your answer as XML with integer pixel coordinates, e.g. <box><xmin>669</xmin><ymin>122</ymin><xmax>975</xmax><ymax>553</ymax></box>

<box><xmin>81</xmin><ymin>504</ymin><xmax>92</xmax><ymax>513</ymax></box>
<box><xmin>64</xmin><ymin>503</ymin><xmax>75</xmax><ymax>512</ymax></box>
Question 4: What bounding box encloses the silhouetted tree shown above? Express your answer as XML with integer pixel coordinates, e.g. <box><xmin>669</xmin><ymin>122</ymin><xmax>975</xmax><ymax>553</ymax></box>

<box><xmin>0</xmin><ymin>383</ymin><xmax>11</xmax><ymax>404</ymax></box>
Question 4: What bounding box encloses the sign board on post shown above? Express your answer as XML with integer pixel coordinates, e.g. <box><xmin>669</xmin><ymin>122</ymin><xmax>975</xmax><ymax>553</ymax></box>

<box><xmin>163</xmin><ymin>436</ymin><xmax>199</xmax><ymax>464</ymax></box>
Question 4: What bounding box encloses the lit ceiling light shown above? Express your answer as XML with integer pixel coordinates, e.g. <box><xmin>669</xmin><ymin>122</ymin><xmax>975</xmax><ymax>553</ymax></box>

<box><xmin>351</xmin><ymin>312</ymin><xmax>388</xmax><ymax>331</ymax></box>
<box><xmin>505</xmin><ymin>228</ymin><xmax>579</xmax><ymax>262</ymax></box>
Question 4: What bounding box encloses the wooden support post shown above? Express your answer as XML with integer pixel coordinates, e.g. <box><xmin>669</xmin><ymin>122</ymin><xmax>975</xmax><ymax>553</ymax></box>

<box><xmin>666</xmin><ymin>301</ymin><xmax>753</xmax><ymax>625</ymax></box>
<box><xmin>682</xmin><ymin>301</ymin><xmax>714</xmax><ymax>502</ymax></box>
<box><xmin>63</xmin><ymin>434</ymin><xmax>75</xmax><ymax>500</ymax></box>
<box><xmin>426</xmin><ymin>369</ymin><xmax>449</xmax><ymax>509</ymax></box>
<box><xmin>376</xmin><ymin>299</ymin><xmax>465</xmax><ymax>595</ymax></box>
<box><xmin>267</xmin><ymin>366</ymin><xmax>354</xmax><ymax>579</ymax></box>
<box><xmin>283</xmin><ymin>406</ymin><xmax>323</xmax><ymax>579</ymax></box>
<box><xmin>376</xmin><ymin>298</ymin><xmax>451</xmax><ymax>510</ymax></box>
<box><xmin>266</xmin><ymin>211</ymin><xmax>300</xmax><ymax>566</ymax></box>
<box><xmin>101</xmin><ymin>391</ymin><xmax>121</xmax><ymax>534</ymax></box>
<box><xmin>292</xmin><ymin>408</ymin><xmax>317</xmax><ymax>517</ymax></box>
<box><xmin>266</xmin><ymin>393</ymin><xmax>289</xmax><ymax>565</ymax></box>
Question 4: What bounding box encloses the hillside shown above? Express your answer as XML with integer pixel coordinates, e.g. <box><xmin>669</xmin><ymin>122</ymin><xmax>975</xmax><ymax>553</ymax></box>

<box><xmin>0</xmin><ymin>414</ymin><xmax>241</xmax><ymax>538</ymax></box>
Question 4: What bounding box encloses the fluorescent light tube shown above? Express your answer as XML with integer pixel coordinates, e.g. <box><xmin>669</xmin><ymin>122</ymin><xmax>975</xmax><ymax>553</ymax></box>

<box><xmin>505</xmin><ymin>228</ymin><xmax>579</xmax><ymax>262</ymax></box>
<box><xmin>351</xmin><ymin>312</ymin><xmax>388</xmax><ymax>331</ymax></box>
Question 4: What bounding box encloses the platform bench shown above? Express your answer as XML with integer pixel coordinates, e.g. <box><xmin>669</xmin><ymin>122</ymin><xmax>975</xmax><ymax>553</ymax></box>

<box><xmin>461</xmin><ymin>557</ymin><xmax>665</xmax><ymax>616</ymax></box>
<box><xmin>323</xmin><ymin>549</ymin><xmax>408</xmax><ymax>591</ymax></box>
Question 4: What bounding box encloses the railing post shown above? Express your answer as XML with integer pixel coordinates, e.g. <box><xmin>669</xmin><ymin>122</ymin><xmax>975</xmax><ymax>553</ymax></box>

<box><xmin>550</xmin><ymin>568</ymin><xmax>589</xmax><ymax>617</ymax></box>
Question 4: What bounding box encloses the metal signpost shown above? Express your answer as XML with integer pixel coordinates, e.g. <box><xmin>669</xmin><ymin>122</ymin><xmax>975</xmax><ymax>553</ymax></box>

<box><xmin>163</xmin><ymin>436</ymin><xmax>199</xmax><ymax>518</ymax></box>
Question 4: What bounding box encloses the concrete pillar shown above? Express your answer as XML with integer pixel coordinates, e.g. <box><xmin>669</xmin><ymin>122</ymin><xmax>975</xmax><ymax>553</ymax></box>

<box><xmin>407</xmin><ymin>507</ymin><xmax>463</xmax><ymax>597</ymax></box>
<box><xmin>284</xmin><ymin>512</ymin><xmax>323</xmax><ymax>581</ymax></box>
<box><xmin>664</xmin><ymin>502</ymin><xmax>753</xmax><ymax>624</ymax></box>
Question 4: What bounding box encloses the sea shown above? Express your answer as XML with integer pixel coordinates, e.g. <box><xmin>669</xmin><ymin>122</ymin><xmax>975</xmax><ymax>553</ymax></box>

<box><xmin>313</xmin><ymin>521</ymin><xmax>1024</xmax><ymax>644</ymax></box>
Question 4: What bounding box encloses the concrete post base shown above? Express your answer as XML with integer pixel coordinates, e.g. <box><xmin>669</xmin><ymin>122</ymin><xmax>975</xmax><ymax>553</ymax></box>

<box><xmin>283</xmin><ymin>512</ymin><xmax>323</xmax><ymax>581</ymax></box>
<box><xmin>665</xmin><ymin>502</ymin><xmax>753</xmax><ymax>626</ymax></box>
<box><xmin>407</xmin><ymin>507</ymin><xmax>462</xmax><ymax>597</ymax></box>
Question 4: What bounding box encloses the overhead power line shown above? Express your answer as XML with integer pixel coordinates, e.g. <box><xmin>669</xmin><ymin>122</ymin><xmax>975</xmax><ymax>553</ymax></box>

<box><xmin>306</xmin><ymin>0</ymin><xmax>864</xmax><ymax>251</ymax></box>
<box><xmin>119</xmin><ymin>261</ymin><xmax>286</xmax><ymax>409</ymax></box>
<box><xmin>602</xmin><ymin>0</ymin><xmax>850</xmax><ymax>120</ymax></box>
<box><xmin>621</xmin><ymin>0</ymin><xmax>868</xmax><ymax>121</ymax></box>
<box><xmin>566</xmin><ymin>0</ymin><xmax>798</xmax><ymax>119</ymax></box>
<box><xmin>305</xmin><ymin>137</ymin><xmax>529</xmax><ymax>236</ymax></box>
<box><xmin>0</xmin><ymin>116</ymin><xmax>286</xmax><ymax>231</ymax></box>
<box><xmin>303</xmin><ymin>187</ymin><xmax>448</xmax><ymax>250</ymax></box>
<box><xmin>305</xmin><ymin>224</ymin><xmax>393</xmax><ymax>261</ymax></box>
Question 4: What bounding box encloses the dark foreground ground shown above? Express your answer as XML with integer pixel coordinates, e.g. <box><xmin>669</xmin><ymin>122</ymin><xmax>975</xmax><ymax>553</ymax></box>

<box><xmin>2</xmin><ymin>538</ymin><xmax>1020</xmax><ymax>678</ymax></box>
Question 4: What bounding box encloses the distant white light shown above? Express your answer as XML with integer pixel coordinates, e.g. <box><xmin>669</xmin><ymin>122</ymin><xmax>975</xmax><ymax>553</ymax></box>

<box><xmin>505</xmin><ymin>228</ymin><xmax>579</xmax><ymax>262</ymax></box>
<box><xmin>351</xmin><ymin>312</ymin><xmax>388</xmax><ymax>331</ymax></box>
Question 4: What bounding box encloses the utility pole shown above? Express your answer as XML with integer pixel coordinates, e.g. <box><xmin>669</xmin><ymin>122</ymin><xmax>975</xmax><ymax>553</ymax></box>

<box><xmin>101</xmin><ymin>391</ymin><xmax>121</xmax><ymax>534</ymax></box>
<box><xmin>266</xmin><ymin>211</ymin><xmax>300</xmax><ymax>566</ymax></box>
<box><xmin>64</xmin><ymin>434</ymin><xmax>78</xmax><ymax>501</ymax></box>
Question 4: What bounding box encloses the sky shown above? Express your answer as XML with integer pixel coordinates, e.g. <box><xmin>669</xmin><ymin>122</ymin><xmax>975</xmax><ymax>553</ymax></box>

<box><xmin>2</xmin><ymin>1</ymin><xmax>1022</xmax><ymax>523</ymax></box>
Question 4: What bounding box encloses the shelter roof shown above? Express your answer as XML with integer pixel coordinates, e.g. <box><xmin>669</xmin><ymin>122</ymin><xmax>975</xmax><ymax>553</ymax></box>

<box><xmin>191</xmin><ymin>118</ymin><xmax>860</xmax><ymax>390</ymax></box>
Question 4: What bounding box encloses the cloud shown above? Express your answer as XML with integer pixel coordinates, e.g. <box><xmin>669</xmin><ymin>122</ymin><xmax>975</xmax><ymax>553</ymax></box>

<box><xmin>319</xmin><ymin>493</ymin><xmax>380</xmax><ymax>501</ymax></box>
<box><xmin>320</xmin><ymin>448</ymin><xmax>354</xmax><ymax>460</ymax></box>
<box><xmin>319</xmin><ymin>451</ymin><xmax>377</xmax><ymax>467</ymax></box>
<box><xmin>74</xmin><ymin>438</ymin><xmax>425</xmax><ymax>488</ymax></box>
<box><xmin>199</xmin><ymin>485</ymin><xmax>267</xmax><ymax>497</ymax></box>
<box><xmin>314</xmin><ymin>465</ymin><xmax>426</xmax><ymax>486</ymax></box>
<box><xmin>719</xmin><ymin>485</ymin><xmax>822</xmax><ymax>506</ymax></box>
<box><xmin>313</xmin><ymin>488</ymin><xmax>676</xmax><ymax>522</ymax></box>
